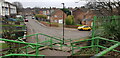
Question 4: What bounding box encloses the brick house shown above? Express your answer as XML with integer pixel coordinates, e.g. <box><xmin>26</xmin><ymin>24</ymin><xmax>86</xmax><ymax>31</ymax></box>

<box><xmin>50</xmin><ymin>9</ymin><xmax>67</xmax><ymax>24</ymax></box>
<box><xmin>81</xmin><ymin>19</ymin><xmax>93</xmax><ymax>26</ymax></box>
<box><xmin>73</xmin><ymin>8</ymin><xmax>101</xmax><ymax>26</ymax></box>
<box><xmin>72</xmin><ymin>8</ymin><xmax>89</xmax><ymax>24</ymax></box>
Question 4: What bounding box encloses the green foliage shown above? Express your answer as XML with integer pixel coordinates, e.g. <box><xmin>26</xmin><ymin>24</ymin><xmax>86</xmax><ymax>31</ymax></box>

<box><xmin>95</xmin><ymin>16</ymin><xmax>120</xmax><ymax>41</ymax></box>
<box><xmin>76</xmin><ymin>24</ymin><xmax>83</xmax><ymax>26</ymax></box>
<box><xmin>65</xmin><ymin>15</ymin><xmax>75</xmax><ymax>25</ymax></box>
<box><xmin>35</xmin><ymin>14</ymin><xmax>47</xmax><ymax>19</ymax></box>
<box><xmin>61</xmin><ymin>8</ymin><xmax>71</xmax><ymax>16</ymax></box>
<box><xmin>102</xmin><ymin>18</ymin><xmax>120</xmax><ymax>41</ymax></box>
<box><xmin>0</xmin><ymin>43</ymin><xmax>9</xmax><ymax>49</ymax></box>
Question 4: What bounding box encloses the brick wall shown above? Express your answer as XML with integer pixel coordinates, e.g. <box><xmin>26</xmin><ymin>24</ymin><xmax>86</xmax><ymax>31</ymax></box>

<box><xmin>51</xmin><ymin>9</ymin><xmax>67</xmax><ymax>23</ymax></box>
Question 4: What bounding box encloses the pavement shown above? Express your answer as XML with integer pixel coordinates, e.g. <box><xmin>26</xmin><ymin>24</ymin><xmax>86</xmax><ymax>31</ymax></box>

<box><xmin>39</xmin><ymin>49</ymin><xmax>71</xmax><ymax>56</ymax></box>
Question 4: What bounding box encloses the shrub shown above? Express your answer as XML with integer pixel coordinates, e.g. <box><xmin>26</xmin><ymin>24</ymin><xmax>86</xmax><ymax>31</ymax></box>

<box><xmin>35</xmin><ymin>14</ymin><xmax>47</xmax><ymax>19</ymax></box>
<box><xmin>65</xmin><ymin>15</ymin><xmax>75</xmax><ymax>25</ymax></box>
<box><xmin>65</xmin><ymin>25</ymin><xmax>79</xmax><ymax>28</ymax></box>
<box><xmin>76</xmin><ymin>24</ymin><xmax>83</xmax><ymax>26</ymax></box>
<box><xmin>102</xmin><ymin>18</ymin><xmax>120</xmax><ymax>41</ymax></box>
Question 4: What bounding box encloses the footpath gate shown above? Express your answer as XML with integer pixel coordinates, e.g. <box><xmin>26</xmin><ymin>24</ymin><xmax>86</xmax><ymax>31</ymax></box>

<box><xmin>0</xmin><ymin>16</ymin><xmax>120</xmax><ymax>58</ymax></box>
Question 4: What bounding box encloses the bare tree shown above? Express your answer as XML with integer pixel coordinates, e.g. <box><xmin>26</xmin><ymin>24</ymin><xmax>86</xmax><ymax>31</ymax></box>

<box><xmin>12</xmin><ymin>2</ymin><xmax>23</xmax><ymax>13</ymax></box>
<box><xmin>85</xmin><ymin>0</ymin><xmax>120</xmax><ymax>15</ymax></box>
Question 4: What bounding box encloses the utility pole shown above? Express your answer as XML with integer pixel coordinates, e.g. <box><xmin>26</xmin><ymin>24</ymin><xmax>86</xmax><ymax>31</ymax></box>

<box><xmin>61</xmin><ymin>3</ymin><xmax>65</xmax><ymax>44</ymax></box>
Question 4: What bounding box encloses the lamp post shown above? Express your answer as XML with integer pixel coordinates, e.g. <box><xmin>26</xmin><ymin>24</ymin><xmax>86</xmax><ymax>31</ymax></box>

<box><xmin>49</xmin><ymin>7</ymin><xmax>51</xmax><ymax>27</ymax></box>
<box><xmin>61</xmin><ymin>3</ymin><xmax>65</xmax><ymax>44</ymax></box>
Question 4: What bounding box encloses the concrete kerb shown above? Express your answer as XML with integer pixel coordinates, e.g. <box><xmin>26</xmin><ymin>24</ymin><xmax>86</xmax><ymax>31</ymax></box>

<box><xmin>34</xmin><ymin>20</ymin><xmax>46</xmax><ymax>27</ymax></box>
<box><xmin>33</xmin><ymin>19</ymin><xmax>77</xmax><ymax>31</ymax></box>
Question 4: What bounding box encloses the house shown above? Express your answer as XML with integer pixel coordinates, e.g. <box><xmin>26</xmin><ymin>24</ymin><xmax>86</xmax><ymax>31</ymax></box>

<box><xmin>38</xmin><ymin>8</ymin><xmax>57</xmax><ymax>19</ymax></box>
<box><xmin>37</xmin><ymin>8</ymin><xmax>67</xmax><ymax>24</ymax></box>
<box><xmin>0</xmin><ymin>0</ymin><xmax>17</xmax><ymax>16</ymax></box>
<box><xmin>23</xmin><ymin>8</ymin><xmax>33</xmax><ymax>16</ymax></box>
<box><xmin>39</xmin><ymin>9</ymin><xmax>50</xmax><ymax>15</ymax></box>
<box><xmin>72</xmin><ymin>8</ymin><xmax>89</xmax><ymax>24</ymax></box>
<box><xmin>81</xmin><ymin>19</ymin><xmax>93</xmax><ymax>26</ymax></box>
<box><xmin>50</xmin><ymin>9</ymin><xmax>67</xmax><ymax>24</ymax></box>
<box><xmin>73</xmin><ymin>8</ymin><xmax>104</xmax><ymax>26</ymax></box>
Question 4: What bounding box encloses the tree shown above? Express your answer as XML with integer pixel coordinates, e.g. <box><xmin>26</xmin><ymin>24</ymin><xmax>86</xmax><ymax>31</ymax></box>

<box><xmin>12</xmin><ymin>2</ymin><xmax>23</xmax><ymax>13</ymax></box>
<box><xmin>33</xmin><ymin>7</ymin><xmax>40</xmax><ymax>14</ymax></box>
<box><xmin>85</xmin><ymin>0</ymin><xmax>120</xmax><ymax>42</ymax></box>
<box><xmin>61</xmin><ymin>8</ymin><xmax>71</xmax><ymax>16</ymax></box>
<box><xmin>85</xmin><ymin>0</ymin><xmax>120</xmax><ymax>15</ymax></box>
<box><xmin>35</xmin><ymin>14</ymin><xmax>47</xmax><ymax>20</ymax></box>
<box><xmin>65</xmin><ymin>15</ymin><xmax>75</xmax><ymax>25</ymax></box>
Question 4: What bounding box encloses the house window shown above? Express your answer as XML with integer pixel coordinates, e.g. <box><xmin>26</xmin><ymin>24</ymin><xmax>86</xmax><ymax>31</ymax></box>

<box><xmin>60</xmin><ymin>16</ymin><xmax>62</xmax><ymax>17</ymax></box>
<box><xmin>59</xmin><ymin>19</ymin><xmax>63</xmax><ymax>23</ymax></box>
<box><xmin>54</xmin><ymin>15</ymin><xmax>57</xmax><ymax>17</ymax></box>
<box><xmin>54</xmin><ymin>20</ymin><xmax>57</xmax><ymax>22</ymax></box>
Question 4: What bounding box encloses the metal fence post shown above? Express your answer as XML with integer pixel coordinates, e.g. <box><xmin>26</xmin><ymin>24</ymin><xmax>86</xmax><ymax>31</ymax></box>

<box><xmin>96</xmin><ymin>38</ymin><xmax>99</xmax><ymax>54</ymax></box>
<box><xmin>60</xmin><ymin>41</ymin><xmax>63</xmax><ymax>50</ymax></box>
<box><xmin>26</xmin><ymin>45</ymin><xmax>28</xmax><ymax>54</ymax></box>
<box><xmin>50</xmin><ymin>38</ymin><xmax>53</xmax><ymax>48</ymax></box>
<box><xmin>70</xmin><ymin>39</ymin><xmax>72</xmax><ymax>50</ymax></box>
<box><xmin>71</xmin><ymin>43</ymin><xmax>74</xmax><ymax>55</ymax></box>
<box><xmin>36</xmin><ymin>34</ymin><xmax>39</xmax><ymax>57</ymax></box>
<box><xmin>91</xmin><ymin>16</ymin><xmax>97</xmax><ymax>50</ymax></box>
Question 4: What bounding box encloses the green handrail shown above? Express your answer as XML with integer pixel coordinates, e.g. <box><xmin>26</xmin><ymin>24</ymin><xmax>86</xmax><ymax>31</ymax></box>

<box><xmin>94</xmin><ymin>43</ymin><xmax>120</xmax><ymax>56</ymax></box>
<box><xmin>2</xmin><ymin>54</ymin><xmax>45</xmax><ymax>57</ymax></box>
<box><xmin>98</xmin><ymin>45</ymin><xmax>120</xmax><ymax>53</ymax></box>
<box><xmin>0</xmin><ymin>38</ymin><xmax>44</xmax><ymax>46</ymax></box>
<box><xmin>96</xmin><ymin>37</ymin><xmax>119</xmax><ymax>43</ymax></box>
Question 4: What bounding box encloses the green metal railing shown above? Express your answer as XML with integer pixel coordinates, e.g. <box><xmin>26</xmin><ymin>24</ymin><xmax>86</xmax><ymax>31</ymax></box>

<box><xmin>71</xmin><ymin>37</ymin><xmax>120</xmax><ymax>56</ymax></box>
<box><xmin>0</xmin><ymin>38</ymin><xmax>45</xmax><ymax>58</ymax></box>
<box><xmin>1</xmin><ymin>15</ymin><xmax>120</xmax><ymax>57</ymax></box>
<box><xmin>71</xmin><ymin>16</ymin><xmax>120</xmax><ymax>57</ymax></box>
<box><xmin>0</xmin><ymin>33</ymin><xmax>65</xmax><ymax>57</ymax></box>
<box><xmin>1</xmin><ymin>34</ymin><xmax>120</xmax><ymax>57</ymax></box>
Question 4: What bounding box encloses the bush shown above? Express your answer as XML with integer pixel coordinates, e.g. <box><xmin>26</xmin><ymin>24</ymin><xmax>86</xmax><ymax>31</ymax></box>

<box><xmin>35</xmin><ymin>14</ymin><xmax>47</xmax><ymax>19</ymax></box>
<box><xmin>51</xmin><ymin>23</ymin><xmax>59</xmax><ymax>27</ymax></box>
<box><xmin>40</xmin><ymin>21</ymin><xmax>49</xmax><ymax>26</ymax></box>
<box><xmin>102</xmin><ymin>18</ymin><xmax>120</xmax><ymax>41</ymax></box>
<box><xmin>40</xmin><ymin>21</ymin><xmax>59</xmax><ymax>27</ymax></box>
<box><xmin>65</xmin><ymin>15</ymin><xmax>75</xmax><ymax>25</ymax></box>
<box><xmin>76</xmin><ymin>24</ymin><xmax>83</xmax><ymax>26</ymax></box>
<box><xmin>65</xmin><ymin>25</ymin><xmax>79</xmax><ymax>28</ymax></box>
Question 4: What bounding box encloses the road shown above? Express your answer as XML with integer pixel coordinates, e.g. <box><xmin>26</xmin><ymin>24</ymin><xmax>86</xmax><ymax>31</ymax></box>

<box><xmin>25</xmin><ymin>16</ymin><xmax>90</xmax><ymax>43</ymax></box>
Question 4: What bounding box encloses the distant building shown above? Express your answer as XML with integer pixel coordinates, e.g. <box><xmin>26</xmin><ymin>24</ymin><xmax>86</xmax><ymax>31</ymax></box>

<box><xmin>38</xmin><ymin>8</ymin><xmax>67</xmax><ymax>24</ymax></box>
<box><xmin>23</xmin><ymin>8</ymin><xmax>33</xmax><ymax>16</ymax></box>
<box><xmin>50</xmin><ymin>9</ymin><xmax>67</xmax><ymax>24</ymax></box>
<box><xmin>81</xmin><ymin>19</ymin><xmax>93</xmax><ymax>26</ymax></box>
<box><xmin>0</xmin><ymin>0</ymin><xmax>17</xmax><ymax>16</ymax></box>
<box><xmin>39</xmin><ymin>9</ymin><xmax>50</xmax><ymax>16</ymax></box>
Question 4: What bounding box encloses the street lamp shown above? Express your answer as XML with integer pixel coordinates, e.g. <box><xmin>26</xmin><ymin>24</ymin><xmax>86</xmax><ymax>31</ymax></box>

<box><xmin>49</xmin><ymin>7</ymin><xmax>51</xmax><ymax>27</ymax></box>
<box><xmin>61</xmin><ymin>3</ymin><xmax>65</xmax><ymax>44</ymax></box>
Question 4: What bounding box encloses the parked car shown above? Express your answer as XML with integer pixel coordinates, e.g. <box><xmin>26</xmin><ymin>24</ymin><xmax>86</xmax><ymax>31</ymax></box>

<box><xmin>32</xmin><ymin>17</ymin><xmax>35</xmax><ymax>19</ymax></box>
<box><xmin>77</xmin><ymin>25</ymin><xmax>91</xmax><ymax>31</ymax></box>
<box><xmin>24</xmin><ymin>19</ymin><xmax>28</xmax><ymax>22</ymax></box>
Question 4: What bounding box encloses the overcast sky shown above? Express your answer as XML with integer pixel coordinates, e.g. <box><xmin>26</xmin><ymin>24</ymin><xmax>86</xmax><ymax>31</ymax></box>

<box><xmin>5</xmin><ymin>0</ymin><xmax>88</xmax><ymax>8</ymax></box>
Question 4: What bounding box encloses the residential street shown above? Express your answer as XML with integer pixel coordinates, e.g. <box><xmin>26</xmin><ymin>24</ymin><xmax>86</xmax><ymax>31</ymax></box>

<box><xmin>26</xmin><ymin>16</ymin><xmax>90</xmax><ymax>43</ymax></box>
